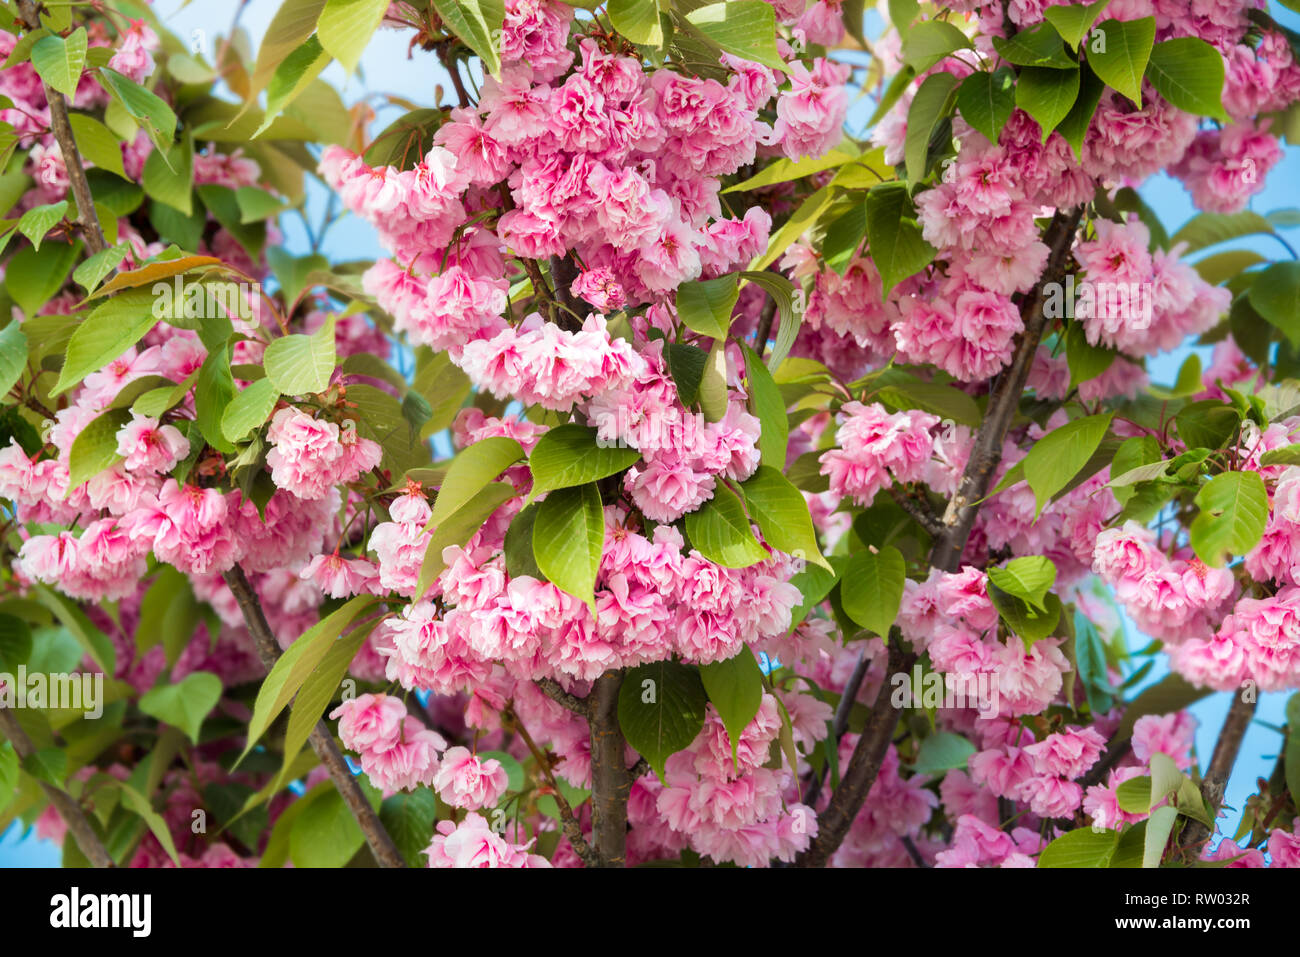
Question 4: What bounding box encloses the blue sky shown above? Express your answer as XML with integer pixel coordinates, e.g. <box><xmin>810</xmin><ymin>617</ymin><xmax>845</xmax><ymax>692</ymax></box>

<box><xmin>4</xmin><ymin>0</ymin><xmax>1299</xmax><ymax>865</ymax></box>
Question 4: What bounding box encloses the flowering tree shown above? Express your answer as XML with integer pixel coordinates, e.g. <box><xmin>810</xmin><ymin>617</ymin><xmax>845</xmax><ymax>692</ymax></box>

<box><xmin>3</xmin><ymin>0</ymin><xmax>1300</xmax><ymax>870</ymax></box>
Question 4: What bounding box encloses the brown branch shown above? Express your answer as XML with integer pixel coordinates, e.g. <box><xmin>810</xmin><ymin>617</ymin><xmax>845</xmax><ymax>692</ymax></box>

<box><xmin>796</xmin><ymin>641</ymin><xmax>911</xmax><ymax>867</ymax></box>
<box><xmin>0</xmin><ymin>705</ymin><xmax>114</xmax><ymax>867</ymax></box>
<box><xmin>504</xmin><ymin>704</ymin><xmax>597</xmax><ymax>867</ymax></box>
<box><xmin>930</xmin><ymin>206</ymin><xmax>1084</xmax><ymax>573</ymax></box>
<box><xmin>222</xmin><ymin>566</ymin><xmax>407</xmax><ymax>868</ymax></box>
<box><xmin>535</xmin><ymin>678</ymin><xmax>588</xmax><ymax>715</ymax></box>
<box><xmin>587</xmin><ymin>668</ymin><xmax>631</xmax><ymax>867</ymax></box>
<box><xmin>1181</xmin><ymin>691</ymin><xmax>1258</xmax><ymax>855</ymax></box>
<box><xmin>17</xmin><ymin>0</ymin><xmax>109</xmax><ymax>256</ymax></box>
<box><xmin>801</xmin><ymin>639</ymin><xmax>873</xmax><ymax>807</ymax></box>
<box><xmin>796</xmin><ymin>205</ymin><xmax>1085</xmax><ymax>867</ymax></box>
<box><xmin>888</xmin><ymin>484</ymin><xmax>944</xmax><ymax>539</ymax></box>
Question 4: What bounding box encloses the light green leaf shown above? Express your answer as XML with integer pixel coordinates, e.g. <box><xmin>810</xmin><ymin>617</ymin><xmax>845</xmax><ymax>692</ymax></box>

<box><xmin>429</xmin><ymin>435</ymin><xmax>524</xmax><ymax>528</ymax></box>
<box><xmin>67</xmin><ymin>407</ymin><xmax>130</xmax><ymax>489</ymax></box>
<box><xmin>684</xmin><ymin>2</ymin><xmax>784</xmax><ymax>72</ymax></box>
<box><xmin>52</xmin><ymin>288</ymin><xmax>160</xmax><ymax>396</ymax></box>
<box><xmin>138</xmin><ymin>672</ymin><xmax>223</xmax><ymax>744</ymax></box>
<box><xmin>901</xmin><ymin>20</ymin><xmax>972</xmax><ymax>73</ymax></box>
<box><xmin>911</xmin><ymin>731</ymin><xmax>976</xmax><ymax>776</ymax></box>
<box><xmin>676</xmin><ymin>273</ymin><xmax>738</xmax><ymax>340</ymax></box>
<box><xmin>6</xmin><ymin>241</ymin><xmax>80</xmax><ymax>317</ymax></box>
<box><xmin>1015</xmin><ymin>65</ymin><xmax>1080</xmax><ymax>142</ymax></box>
<box><xmin>699</xmin><ymin>646</ymin><xmax>765</xmax><ymax>765</ymax></box>
<box><xmin>263</xmin><ymin>313</ymin><xmax>336</xmax><ymax>395</ymax></box>
<box><xmin>142</xmin><ymin>135</ymin><xmax>194</xmax><ymax>214</ymax></box>
<box><xmin>221</xmin><ymin>377</ymin><xmax>280</xmax><ymax>443</ymax></box>
<box><xmin>1022</xmin><ymin>413</ymin><xmax>1112</xmax><ymax>516</ymax></box>
<box><xmin>432</xmin><ymin>0</ymin><xmax>506</xmax><ymax>76</ymax></box>
<box><xmin>527</xmin><ymin>424</ymin><xmax>640</xmax><ymax>499</ymax></box>
<box><xmin>684</xmin><ymin>483</ymin><xmax>769</xmax><ymax>568</ymax></box>
<box><xmin>741</xmin><ymin>343</ymin><xmax>787</xmax><ymax>468</ymax></box>
<box><xmin>1038</xmin><ymin>826</ymin><xmax>1118</xmax><ymax>866</ymax></box>
<box><xmin>987</xmin><ymin>556</ymin><xmax>1056</xmax><ymax>611</ymax></box>
<box><xmin>533</xmin><ymin>483</ymin><xmax>604</xmax><ymax>612</ymax></box>
<box><xmin>290</xmin><ymin>785</ymin><xmax>365</xmax><ymax>867</ymax></box>
<box><xmin>1143</xmin><ymin>805</ymin><xmax>1178</xmax><ymax>867</ymax></box>
<box><xmin>17</xmin><ymin>201</ymin><xmax>68</xmax><ymax>250</ymax></box>
<box><xmin>97</xmin><ymin>68</ymin><xmax>177</xmax><ymax>154</ymax></box>
<box><xmin>1043</xmin><ymin>0</ymin><xmax>1108</xmax><ymax>48</ymax></box>
<box><xmin>740</xmin><ymin>465</ymin><xmax>829</xmax><ymax>570</ymax></box>
<box><xmin>840</xmin><ymin>545</ymin><xmax>905</xmax><ymax>637</ymax></box>
<box><xmin>904</xmin><ymin>71</ymin><xmax>957</xmax><ymax>184</ymax></box>
<box><xmin>1087</xmin><ymin>17</ymin><xmax>1155</xmax><ymax>105</ymax></box>
<box><xmin>1145</xmin><ymin>37</ymin><xmax>1226</xmax><ymax>120</ymax></box>
<box><xmin>1190</xmin><ymin>470</ymin><xmax>1268</xmax><ymax>567</ymax></box>
<box><xmin>318</xmin><ymin>0</ymin><xmax>391</xmax><ymax>76</ymax></box>
<box><xmin>1249</xmin><ymin>261</ymin><xmax>1300</xmax><ymax>346</ymax></box>
<box><xmin>31</xmin><ymin>27</ymin><xmax>88</xmax><ymax>99</ymax></box>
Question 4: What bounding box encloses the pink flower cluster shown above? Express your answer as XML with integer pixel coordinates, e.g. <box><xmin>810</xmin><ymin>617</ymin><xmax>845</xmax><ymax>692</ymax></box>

<box><xmin>818</xmin><ymin>401</ymin><xmax>938</xmax><ymax>506</ymax></box>
<box><xmin>330</xmin><ymin>693</ymin><xmax>449</xmax><ymax>793</ymax></box>
<box><xmin>265</xmin><ymin>407</ymin><xmax>382</xmax><ymax>501</ymax></box>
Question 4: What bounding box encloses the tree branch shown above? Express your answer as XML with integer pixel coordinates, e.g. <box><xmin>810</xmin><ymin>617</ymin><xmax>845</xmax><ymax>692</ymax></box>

<box><xmin>930</xmin><ymin>206</ymin><xmax>1084</xmax><ymax>573</ymax></box>
<box><xmin>503</xmin><ymin>703</ymin><xmax>597</xmax><ymax>867</ymax></box>
<box><xmin>796</xmin><ymin>641</ymin><xmax>911</xmax><ymax>867</ymax></box>
<box><xmin>17</xmin><ymin>0</ymin><xmax>109</xmax><ymax>256</ymax></box>
<box><xmin>222</xmin><ymin>566</ymin><xmax>407</xmax><ymax>868</ymax></box>
<box><xmin>1182</xmin><ymin>691</ymin><xmax>1258</xmax><ymax>855</ymax></box>
<box><xmin>586</xmin><ymin>668</ymin><xmax>631</xmax><ymax>866</ymax></box>
<box><xmin>800</xmin><ymin>640</ymin><xmax>873</xmax><ymax>807</ymax></box>
<box><xmin>888</xmin><ymin>484</ymin><xmax>944</xmax><ymax>538</ymax></box>
<box><xmin>535</xmin><ymin>677</ymin><xmax>588</xmax><ymax>715</ymax></box>
<box><xmin>796</xmin><ymin>205</ymin><xmax>1084</xmax><ymax>867</ymax></box>
<box><xmin>0</xmin><ymin>705</ymin><xmax>114</xmax><ymax>867</ymax></box>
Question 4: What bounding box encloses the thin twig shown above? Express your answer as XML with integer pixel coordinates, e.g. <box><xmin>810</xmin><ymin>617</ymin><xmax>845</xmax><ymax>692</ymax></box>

<box><xmin>888</xmin><ymin>485</ymin><xmax>944</xmax><ymax>538</ymax></box>
<box><xmin>535</xmin><ymin>678</ymin><xmax>588</xmax><ymax>715</ymax></box>
<box><xmin>17</xmin><ymin>0</ymin><xmax>109</xmax><ymax>256</ymax></box>
<box><xmin>504</xmin><ymin>704</ymin><xmax>597</xmax><ymax>866</ymax></box>
<box><xmin>1181</xmin><ymin>691</ymin><xmax>1258</xmax><ymax>855</ymax></box>
<box><xmin>0</xmin><ymin>706</ymin><xmax>114</xmax><ymax>867</ymax></box>
<box><xmin>222</xmin><ymin>566</ymin><xmax>406</xmax><ymax>868</ymax></box>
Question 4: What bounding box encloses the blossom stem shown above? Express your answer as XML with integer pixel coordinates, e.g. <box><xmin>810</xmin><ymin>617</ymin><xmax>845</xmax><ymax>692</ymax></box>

<box><xmin>221</xmin><ymin>566</ymin><xmax>408</xmax><ymax>868</ymax></box>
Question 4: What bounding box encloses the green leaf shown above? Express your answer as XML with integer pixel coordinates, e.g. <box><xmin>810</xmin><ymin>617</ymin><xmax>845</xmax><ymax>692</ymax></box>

<box><xmin>1143</xmin><ymin>805</ymin><xmax>1178</xmax><ymax>867</ymax></box>
<box><xmin>741</xmin><ymin>344</ymin><xmax>788</xmax><ymax>469</ymax></box>
<box><xmin>221</xmin><ymin>377</ymin><xmax>280</xmax><ymax>443</ymax></box>
<box><xmin>290</xmin><ymin>785</ymin><xmax>366</xmax><ymax>867</ymax></box>
<box><xmin>135</xmin><ymin>565</ymin><xmax>201</xmax><ymax>667</ymax></box>
<box><xmin>264</xmin><ymin>313</ymin><xmax>336</xmax><ymax>395</ymax></box>
<box><xmin>430</xmin><ymin>435</ymin><xmax>524</xmax><ymax>527</ymax></box>
<box><xmin>1249</xmin><ymin>261</ymin><xmax>1300</xmax><ymax>346</ymax></box>
<box><xmin>1015</xmin><ymin>66</ymin><xmax>1080</xmax><ymax>142</ymax></box>
<box><xmin>676</xmin><ymin>274</ymin><xmax>738</xmax><ymax>340</ymax></box>
<box><xmin>533</xmin><ymin>483</ymin><xmax>604</xmax><ymax>612</ymax></box>
<box><xmin>723</xmin><ymin>149</ymin><xmax>855</xmax><ymax>194</ymax></box>
<box><xmin>6</xmin><ymin>241</ymin><xmax>79</xmax><ymax>317</ymax></box>
<box><xmin>241</xmin><ymin>595</ymin><xmax>376</xmax><ymax>759</ymax></box>
<box><xmin>618</xmin><ymin>660</ymin><xmax>708</xmax><ymax>782</ymax></box>
<box><xmin>431</xmin><ymin>0</ymin><xmax>506</xmax><ymax>76</ymax></box>
<box><xmin>684</xmin><ymin>2</ymin><xmax>784</xmax><ymax>72</ymax></box>
<box><xmin>0</xmin><ymin>613</ymin><xmax>32</xmax><ymax>672</ymax></box>
<box><xmin>740</xmin><ymin>271</ymin><xmax>800</xmax><ymax>372</ymax></box>
<box><xmin>987</xmin><ymin>556</ymin><xmax>1056</xmax><ymax>611</ymax></box>
<box><xmin>1065</xmin><ymin>320</ymin><xmax>1116</xmax><ymax>387</ymax></box>
<box><xmin>67</xmin><ymin>407</ymin><xmax>130</xmax><ymax>489</ymax></box>
<box><xmin>0</xmin><ymin>321</ymin><xmax>28</xmax><ymax>398</ymax></box>
<box><xmin>138</xmin><ymin>672</ymin><xmax>222</xmax><ymax>744</ymax></box>
<box><xmin>955</xmin><ymin>67</ymin><xmax>1016</xmax><ymax>145</ymax></box>
<box><xmin>23</xmin><ymin>748</ymin><xmax>67</xmax><ymax>786</ymax></box>
<box><xmin>1043</xmin><ymin>0</ymin><xmax>1108</xmax><ymax>48</ymax></box>
<box><xmin>904</xmin><ymin>71</ymin><xmax>957</xmax><ymax>183</ymax></box>
<box><xmin>256</xmin><ymin>35</ymin><xmax>332</xmax><ymax>136</ymax></box>
<box><xmin>504</xmin><ymin>503</ymin><xmax>544</xmax><ymax>580</ymax></box>
<box><xmin>1074</xmin><ymin>611</ymin><xmax>1117</xmax><ymax>713</ymax></box>
<box><xmin>911</xmin><ymin>731</ymin><xmax>976</xmax><ymax>776</ymax></box>
<box><xmin>417</xmin><ymin>481</ymin><xmax>516</xmax><ymax>597</ymax></box>
<box><xmin>684</xmin><ymin>483</ymin><xmax>769</xmax><ymax>568</ymax></box>
<box><xmin>609</xmin><ymin>0</ymin><xmax>663</xmax><ymax>47</ymax></box>
<box><xmin>1022</xmin><ymin>413</ymin><xmax>1111</xmax><ymax>516</ymax></box>
<box><xmin>17</xmin><ymin>201</ymin><xmax>68</xmax><ymax>250</ymax></box>
<box><xmin>1190</xmin><ymin>470</ymin><xmax>1268</xmax><ymax>567</ymax></box>
<box><xmin>1038</xmin><ymin>826</ymin><xmax>1118</xmax><ymax>866</ymax></box>
<box><xmin>874</xmin><ymin>377</ymin><xmax>981</xmax><ymax>427</ymax></box>
<box><xmin>318</xmin><ymin>0</ymin><xmax>391</xmax><ymax>76</ymax></box>
<box><xmin>142</xmin><ymin>135</ymin><xmax>194</xmax><ymax>215</ymax></box>
<box><xmin>1115</xmin><ymin>775</ymin><xmax>1153</xmax><ymax>814</ymax></box>
<box><xmin>992</xmin><ymin>22</ymin><xmax>1077</xmax><ymax>68</ymax></box>
<box><xmin>72</xmin><ymin>244</ymin><xmax>129</xmax><ymax>294</ymax></box>
<box><xmin>740</xmin><ymin>466</ymin><xmax>829</xmax><ymax>570</ymax></box>
<box><xmin>840</xmin><ymin>545</ymin><xmax>905</xmax><ymax>637</ymax></box>
<box><xmin>379</xmin><ymin>789</ymin><xmax>439</xmax><ymax>866</ymax></box>
<box><xmin>1174</xmin><ymin>400</ymin><xmax>1240</xmax><ymax>450</ymax></box>
<box><xmin>864</xmin><ymin>181</ymin><xmax>935</xmax><ymax>295</ymax></box>
<box><xmin>751</xmin><ymin>184</ymin><xmax>833</xmax><ymax>272</ymax></box>
<box><xmin>118</xmin><ymin>783</ymin><xmax>180</xmax><ymax>865</ymax></box>
<box><xmin>97</xmin><ymin>68</ymin><xmax>177</xmax><ymax>154</ymax></box>
<box><xmin>52</xmin><ymin>288</ymin><xmax>160</xmax><ymax>396</ymax></box>
<box><xmin>1145</xmin><ymin>37</ymin><xmax>1226</xmax><ymax>120</ymax></box>
<box><xmin>699</xmin><ymin>646</ymin><xmax>764</xmax><ymax>764</ymax></box>
<box><xmin>698</xmin><ymin>338</ymin><xmax>729</xmax><ymax>423</ymax></box>
<box><xmin>528</xmin><ymin>424</ymin><xmax>640</xmax><ymax>498</ymax></box>
<box><xmin>0</xmin><ymin>741</ymin><xmax>16</xmax><ymax>813</ymax></box>
<box><xmin>1086</xmin><ymin>17</ymin><xmax>1155</xmax><ymax>104</ymax></box>
<box><xmin>1285</xmin><ymin>693</ymin><xmax>1300</xmax><ymax>817</ymax></box>
<box><xmin>990</xmin><ymin>586</ymin><xmax>1062</xmax><ymax>646</ymax></box>
<box><xmin>195</xmin><ymin>342</ymin><xmax>237</xmax><ymax>454</ymax></box>
<box><xmin>31</xmin><ymin>27</ymin><xmax>88</xmax><ymax>99</ymax></box>
<box><xmin>1055</xmin><ymin>63</ymin><xmax>1105</xmax><ymax>157</ymax></box>
<box><xmin>901</xmin><ymin>20</ymin><xmax>972</xmax><ymax>73</ymax></box>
